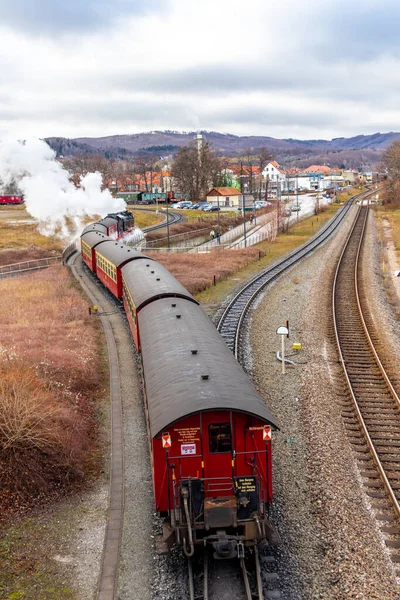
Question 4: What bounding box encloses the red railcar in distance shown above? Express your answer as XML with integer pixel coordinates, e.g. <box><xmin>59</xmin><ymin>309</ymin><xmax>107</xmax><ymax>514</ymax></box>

<box><xmin>0</xmin><ymin>195</ymin><xmax>24</xmax><ymax>205</ymax></box>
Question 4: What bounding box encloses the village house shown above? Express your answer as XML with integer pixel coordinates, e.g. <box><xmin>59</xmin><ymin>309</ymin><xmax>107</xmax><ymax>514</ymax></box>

<box><xmin>206</xmin><ymin>187</ymin><xmax>242</xmax><ymax>208</ymax></box>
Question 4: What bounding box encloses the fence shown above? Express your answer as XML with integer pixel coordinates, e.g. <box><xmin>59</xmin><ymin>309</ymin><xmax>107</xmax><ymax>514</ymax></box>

<box><xmin>0</xmin><ymin>255</ymin><xmax>62</xmax><ymax>279</ymax></box>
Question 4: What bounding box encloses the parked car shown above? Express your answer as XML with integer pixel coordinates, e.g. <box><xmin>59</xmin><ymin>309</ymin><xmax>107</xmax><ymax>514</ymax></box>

<box><xmin>170</xmin><ymin>203</ymin><xmax>181</xmax><ymax>208</ymax></box>
<box><xmin>291</xmin><ymin>205</ymin><xmax>301</xmax><ymax>212</ymax></box>
<box><xmin>200</xmin><ymin>203</ymin><xmax>213</xmax><ymax>211</ymax></box>
<box><xmin>208</xmin><ymin>205</ymin><xmax>220</xmax><ymax>212</ymax></box>
<box><xmin>255</xmin><ymin>200</ymin><xmax>272</xmax><ymax>208</ymax></box>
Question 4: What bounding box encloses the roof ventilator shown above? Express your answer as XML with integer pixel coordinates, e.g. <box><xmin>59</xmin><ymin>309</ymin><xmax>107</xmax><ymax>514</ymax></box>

<box><xmin>191</xmin><ymin>350</ymin><xmax>198</xmax><ymax>355</ymax></box>
<box><xmin>201</xmin><ymin>374</ymin><xmax>209</xmax><ymax>380</ymax></box>
<box><xmin>176</xmin><ymin>314</ymin><xmax>181</xmax><ymax>319</ymax></box>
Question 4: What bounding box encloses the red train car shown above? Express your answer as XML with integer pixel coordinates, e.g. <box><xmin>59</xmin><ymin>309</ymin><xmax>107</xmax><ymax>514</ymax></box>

<box><xmin>137</xmin><ymin>297</ymin><xmax>278</xmax><ymax>557</ymax></box>
<box><xmin>80</xmin><ymin>231</ymin><xmax>110</xmax><ymax>272</ymax></box>
<box><xmin>94</xmin><ymin>242</ymin><xmax>148</xmax><ymax>298</ymax></box>
<box><xmin>0</xmin><ymin>195</ymin><xmax>24</xmax><ymax>205</ymax></box>
<box><xmin>121</xmin><ymin>259</ymin><xmax>197</xmax><ymax>350</ymax></box>
<box><xmin>100</xmin><ymin>217</ymin><xmax>119</xmax><ymax>239</ymax></box>
<box><xmin>81</xmin><ymin>217</ymin><xmax>118</xmax><ymax>239</ymax></box>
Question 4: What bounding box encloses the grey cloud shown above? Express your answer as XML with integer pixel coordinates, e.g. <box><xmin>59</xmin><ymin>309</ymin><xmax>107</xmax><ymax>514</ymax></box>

<box><xmin>0</xmin><ymin>0</ymin><xmax>166</xmax><ymax>35</ymax></box>
<box><xmin>313</xmin><ymin>0</ymin><xmax>400</xmax><ymax>61</ymax></box>
<box><xmin>208</xmin><ymin>106</ymin><xmax>345</xmax><ymax>130</ymax></box>
<box><xmin>109</xmin><ymin>64</ymin><xmax>322</xmax><ymax>95</ymax></box>
<box><xmin>105</xmin><ymin>63</ymin><xmax>394</xmax><ymax>106</ymax></box>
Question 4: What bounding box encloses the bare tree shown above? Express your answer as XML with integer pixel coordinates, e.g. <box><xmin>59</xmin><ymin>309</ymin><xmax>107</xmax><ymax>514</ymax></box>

<box><xmin>171</xmin><ymin>141</ymin><xmax>221</xmax><ymax>200</ymax></box>
<box><xmin>382</xmin><ymin>141</ymin><xmax>400</xmax><ymax>206</ymax></box>
<box><xmin>244</xmin><ymin>149</ymin><xmax>255</xmax><ymax>195</ymax></box>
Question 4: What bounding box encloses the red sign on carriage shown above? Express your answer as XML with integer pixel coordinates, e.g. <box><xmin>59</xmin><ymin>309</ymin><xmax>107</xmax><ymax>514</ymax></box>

<box><xmin>162</xmin><ymin>433</ymin><xmax>172</xmax><ymax>449</ymax></box>
<box><xmin>263</xmin><ymin>425</ymin><xmax>272</xmax><ymax>441</ymax></box>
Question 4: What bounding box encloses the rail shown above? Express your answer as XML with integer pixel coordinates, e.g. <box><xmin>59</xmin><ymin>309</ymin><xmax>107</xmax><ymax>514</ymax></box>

<box><xmin>332</xmin><ymin>201</ymin><xmax>400</xmax><ymax>519</ymax></box>
<box><xmin>217</xmin><ymin>189</ymin><xmax>374</xmax><ymax>358</ymax></box>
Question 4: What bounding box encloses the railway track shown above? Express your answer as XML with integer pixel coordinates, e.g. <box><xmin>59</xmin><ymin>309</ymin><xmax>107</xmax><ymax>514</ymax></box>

<box><xmin>136</xmin><ymin>206</ymin><xmax>185</xmax><ymax>232</ymax></box>
<box><xmin>210</xmin><ymin>188</ymin><xmax>377</xmax><ymax>599</ymax></box>
<box><xmin>187</xmin><ymin>545</ymin><xmax>266</xmax><ymax>600</ymax></box>
<box><xmin>333</xmin><ymin>201</ymin><xmax>400</xmax><ymax>575</ymax></box>
<box><xmin>217</xmin><ymin>190</ymin><xmax>372</xmax><ymax>358</ymax></box>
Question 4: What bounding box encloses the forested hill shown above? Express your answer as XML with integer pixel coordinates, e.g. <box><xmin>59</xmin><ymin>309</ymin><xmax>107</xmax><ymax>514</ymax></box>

<box><xmin>46</xmin><ymin>130</ymin><xmax>400</xmax><ymax>169</ymax></box>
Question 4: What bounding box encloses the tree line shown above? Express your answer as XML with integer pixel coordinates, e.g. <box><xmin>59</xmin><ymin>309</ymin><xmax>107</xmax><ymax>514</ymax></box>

<box><xmin>62</xmin><ymin>141</ymin><xmax>276</xmax><ymax>201</ymax></box>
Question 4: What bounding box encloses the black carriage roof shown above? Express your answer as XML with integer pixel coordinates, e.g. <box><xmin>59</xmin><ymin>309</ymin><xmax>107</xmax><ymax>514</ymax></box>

<box><xmin>81</xmin><ymin>222</ymin><xmax>108</xmax><ymax>236</ymax></box>
<box><xmin>121</xmin><ymin>259</ymin><xmax>196</xmax><ymax>311</ymax></box>
<box><xmin>139</xmin><ymin>297</ymin><xmax>279</xmax><ymax>438</ymax></box>
<box><xmin>96</xmin><ymin>241</ymin><xmax>148</xmax><ymax>267</ymax></box>
<box><xmin>80</xmin><ymin>231</ymin><xmax>109</xmax><ymax>248</ymax></box>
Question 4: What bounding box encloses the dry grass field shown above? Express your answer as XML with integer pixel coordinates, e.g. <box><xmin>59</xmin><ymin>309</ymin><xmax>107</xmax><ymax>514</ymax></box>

<box><xmin>0</xmin><ymin>206</ymin><xmax>63</xmax><ymax>265</ymax></box>
<box><xmin>0</xmin><ymin>265</ymin><xmax>105</xmax><ymax>517</ymax></box>
<box><xmin>151</xmin><ymin>247</ymin><xmax>262</xmax><ymax>295</ymax></box>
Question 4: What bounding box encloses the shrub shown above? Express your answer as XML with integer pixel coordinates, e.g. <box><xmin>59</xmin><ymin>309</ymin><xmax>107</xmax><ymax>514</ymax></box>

<box><xmin>0</xmin><ymin>266</ymin><xmax>103</xmax><ymax>515</ymax></box>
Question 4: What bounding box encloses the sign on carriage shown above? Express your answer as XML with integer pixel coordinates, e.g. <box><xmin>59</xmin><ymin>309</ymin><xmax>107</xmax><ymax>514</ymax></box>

<box><xmin>263</xmin><ymin>425</ymin><xmax>272</xmax><ymax>441</ymax></box>
<box><xmin>162</xmin><ymin>433</ymin><xmax>172</xmax><ymax>449</ymax></box>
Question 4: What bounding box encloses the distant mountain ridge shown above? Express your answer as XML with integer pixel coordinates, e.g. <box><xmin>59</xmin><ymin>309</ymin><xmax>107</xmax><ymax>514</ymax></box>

<box><xmin>46</xmin><ymin>130</ymin><xmax>400</xmax><ymax>169</ymax></box>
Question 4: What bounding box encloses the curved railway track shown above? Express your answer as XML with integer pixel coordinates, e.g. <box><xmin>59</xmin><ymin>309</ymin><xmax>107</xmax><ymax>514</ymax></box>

<box><xmin>217</xmin><ymin>190</ymin><xmax>372</xmax><ymax>358</ymax></box>
<box><xmin>136</xmin><ymin>206</ymin><xmax>184</xmax><ymax>232</ymax></box>
<box><xmin>333</xmin><ymin>201</ymin><xmax>400</xmax><ymax>574</ymax></box>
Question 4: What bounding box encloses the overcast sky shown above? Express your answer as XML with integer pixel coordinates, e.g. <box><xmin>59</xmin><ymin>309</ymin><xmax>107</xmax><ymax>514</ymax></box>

<box><xmin>0</xmin><ymin>0</ymin><xmax>399</xmax><ymax>140</ymax></box>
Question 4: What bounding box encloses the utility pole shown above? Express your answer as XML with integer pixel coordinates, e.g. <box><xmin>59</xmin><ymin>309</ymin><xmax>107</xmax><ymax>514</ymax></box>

<box><xmin>241</xmin><ymin>176</ymin><xmax>247</xmax><ymax>247</ymax></box>
<box><xmin>217</xmin><ymin>195</ymin><xmax>221</xmax><ymax>243</ymax></box>
<box><xmin>166</xmin><ymin>199</ymin><xmax>170</xmax><ymax>249</ymax></box>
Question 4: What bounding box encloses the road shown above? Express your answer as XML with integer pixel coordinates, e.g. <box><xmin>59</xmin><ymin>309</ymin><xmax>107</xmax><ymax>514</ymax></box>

<box><xmin>283</xmin><ymin>193</ymin><xmax>331</xmax><ymax>226</ymax></box>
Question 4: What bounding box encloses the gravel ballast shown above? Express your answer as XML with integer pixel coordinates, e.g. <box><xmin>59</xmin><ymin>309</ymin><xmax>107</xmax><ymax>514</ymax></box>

<box><xmin>247</xmin><ymin>205</ymin><xmax>400</xmax><ymax>599</ymax></box>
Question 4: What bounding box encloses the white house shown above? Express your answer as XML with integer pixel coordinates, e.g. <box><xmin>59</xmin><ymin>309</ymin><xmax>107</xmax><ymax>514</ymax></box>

<box><xmin>262</xmin><ymin>161</ymin><xmax>286</xmax><ymax>185</ymax></box>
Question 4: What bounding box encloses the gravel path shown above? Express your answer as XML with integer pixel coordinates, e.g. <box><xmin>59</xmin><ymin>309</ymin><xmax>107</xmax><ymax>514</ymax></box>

<box><xmin>70</xmin><ymin>257</ymin><xmax>154</xmax><ymax>600</ymax></box>
<box><xmin>248</xmin><ymin>205</ymin><xmax>400</xmax><ymax>599</ymax></box>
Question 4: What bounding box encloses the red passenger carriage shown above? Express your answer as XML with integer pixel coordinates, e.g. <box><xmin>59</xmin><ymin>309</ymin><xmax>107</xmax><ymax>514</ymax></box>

<box><xmin>94</xmin><ymin>242</ymin><xmax>148</xmax><ymax>298</ymax></box>
<box><xmin>121</xmin><ymin>259</ymin><xmax>197</xmax><ymax>350</ymax></box>
<box><xmin>80</xmin><ymin>231</ymin><xmax>109</xmax><ymax>272</ymax></box>
<box><xmin>137</xmin><ymin>297</ymin><xmax>278</xmax><ymax>558</ymax></box>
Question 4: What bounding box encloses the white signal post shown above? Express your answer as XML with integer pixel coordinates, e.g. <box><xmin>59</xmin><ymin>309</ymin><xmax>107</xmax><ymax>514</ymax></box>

<box><xmin>277</xmin><ymin>325</ymin><xmax>289</xmax><ymax>374</ymax></box>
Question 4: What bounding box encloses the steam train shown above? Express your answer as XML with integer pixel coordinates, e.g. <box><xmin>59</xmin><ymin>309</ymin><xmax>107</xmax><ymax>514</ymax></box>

<box><xmin>0</xmin><ymin>195</ymin><xmax>24</xmax><ymax>205</ymax></box>
<box><xmin>80</xmin><ymin>215</ymin><xmax>278</xmax><ymax>560</ymax></box>
<box><xmin>82</xmin><ymin>210</ymin><xmax>135</xmax><ymax>240</ymax></box>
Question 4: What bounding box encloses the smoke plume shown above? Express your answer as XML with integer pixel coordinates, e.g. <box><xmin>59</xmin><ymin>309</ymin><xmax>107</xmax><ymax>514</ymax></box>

<box><xmin>0</xmin><ymin>137</ymin><xmax>125</xmax><ymax>239</ymax></box>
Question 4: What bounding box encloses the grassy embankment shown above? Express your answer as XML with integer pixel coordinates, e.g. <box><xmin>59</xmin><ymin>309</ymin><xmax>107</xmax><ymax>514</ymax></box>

<box><xmin>0</xmin><ymin>205</ymin><xmax>63</xmax><ymax>265</ymax></box>
<box><xmin>130</xmin><ymin>208</ymin><xmax>163</xmax><ymax>229</ymax></box>
<box><xmin>374</xmin><ymin>202</ymin><xmax>400</xmax><ymax>315</ymax></box>
<box><xmin>0</xmin><ymin>266</ymin><xmax>107</xmax><ymax>598</ymax></box>
<box><xmin>154</xmin><ymin>202</ymin><xmax>343</xmax><ymax>307</ymax></box>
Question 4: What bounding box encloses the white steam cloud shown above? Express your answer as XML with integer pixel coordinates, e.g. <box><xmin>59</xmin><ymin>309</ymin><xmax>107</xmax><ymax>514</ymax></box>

<box><xmin>0</xmin><ymin>137</ymin><xmax>125</xmax><ymax>239</ymax></box>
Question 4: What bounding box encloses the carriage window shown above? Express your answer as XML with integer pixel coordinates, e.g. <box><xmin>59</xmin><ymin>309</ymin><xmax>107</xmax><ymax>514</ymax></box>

<box><xmin>209</xmin><ymin>423</ymin><xmax>232</xmax><ymax>453</ymax></box>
